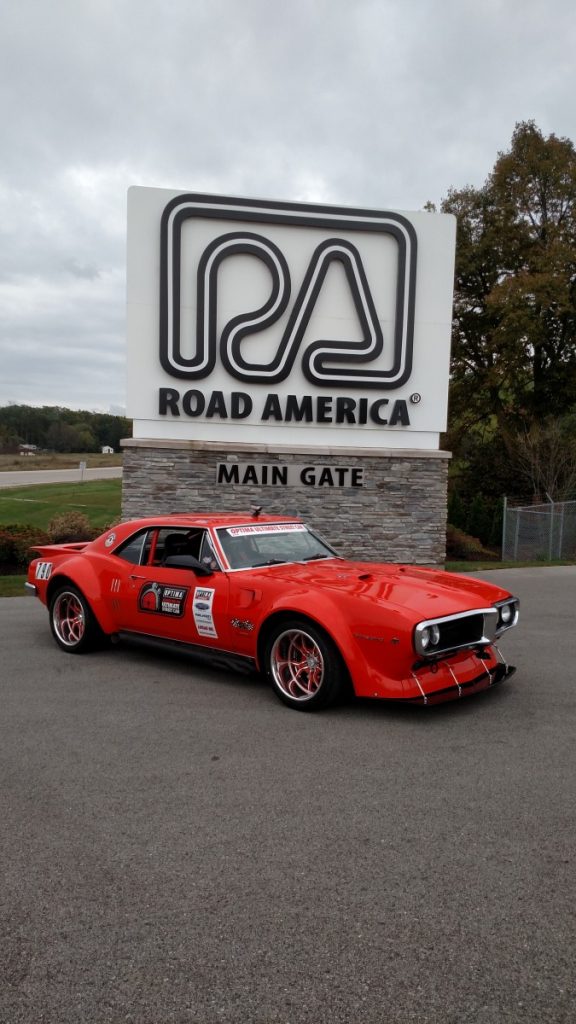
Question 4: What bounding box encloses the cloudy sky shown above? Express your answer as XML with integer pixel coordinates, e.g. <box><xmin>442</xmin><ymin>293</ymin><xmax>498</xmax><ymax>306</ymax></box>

<box><xmin>1</xmin><ymin>0</ymin><xmax>575</xmax><ymax>414</ymax></box>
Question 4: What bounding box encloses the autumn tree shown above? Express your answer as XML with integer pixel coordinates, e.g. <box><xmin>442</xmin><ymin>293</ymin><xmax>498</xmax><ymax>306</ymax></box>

<box><xmin>443</xmin><ymin>121</ymin><xmax>576</xmax><ymax>435</ymax></box>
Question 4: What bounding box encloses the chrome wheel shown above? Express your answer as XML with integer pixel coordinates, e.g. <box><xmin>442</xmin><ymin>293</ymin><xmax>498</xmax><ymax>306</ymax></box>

<box><xmin>52</xmin><ymin>590</ymin><xmax>86</xmax><ymax>647</ymax></box>
<box><xmin>269</xmin><ymin>628</ymin><xmax>326</xmax><ymax>702</ymax></box>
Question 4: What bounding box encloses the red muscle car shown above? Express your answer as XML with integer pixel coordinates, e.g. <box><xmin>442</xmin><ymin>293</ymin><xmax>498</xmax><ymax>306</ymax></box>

<box><xmin>26</xmin><ymin>511</ymin><xmax>519</xmax><ymax>710</ymax></box>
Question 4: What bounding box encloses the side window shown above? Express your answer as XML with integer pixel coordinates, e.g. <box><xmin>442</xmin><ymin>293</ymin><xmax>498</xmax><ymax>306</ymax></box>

<box><xmin>114</xmin><ymin>530</ymin><xmax>150</xmax><ymax>565</ymax></box>
<box><xmin>154</xmin><ymin>528</ymin><xmax>207</xmax><ymax>566</ymax></box>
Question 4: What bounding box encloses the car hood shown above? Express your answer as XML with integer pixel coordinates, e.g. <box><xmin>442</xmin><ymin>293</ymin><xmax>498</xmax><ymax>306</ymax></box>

<box><xmin>258</xmin><ymin>560</ymin><xmax>510</xmax><ymax>619</ymax></box>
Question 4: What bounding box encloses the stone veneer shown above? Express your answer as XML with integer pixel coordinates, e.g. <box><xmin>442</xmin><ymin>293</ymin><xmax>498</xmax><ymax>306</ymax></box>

<box><xmin>121</xmin><ymin>439</ymin><xmax>450</xmax><ymax>564</ymax></box>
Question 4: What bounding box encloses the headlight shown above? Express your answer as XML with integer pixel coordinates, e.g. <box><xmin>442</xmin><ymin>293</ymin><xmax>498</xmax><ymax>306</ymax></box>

<box><xmin>420</xmin><ymin>624</ymin><xmax>441</xmax><ymax>650</ymax></box>
<box><xmin>495</xmin><ymin>599</ymin><xmax>519</xmax><ymax>632</ymax></box>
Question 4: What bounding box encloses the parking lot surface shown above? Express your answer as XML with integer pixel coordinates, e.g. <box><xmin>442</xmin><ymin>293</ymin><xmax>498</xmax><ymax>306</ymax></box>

<box><xmin>1</xmin><ymin>568</ymin><xmax>575</xmax><ymax>1024</ymax></box>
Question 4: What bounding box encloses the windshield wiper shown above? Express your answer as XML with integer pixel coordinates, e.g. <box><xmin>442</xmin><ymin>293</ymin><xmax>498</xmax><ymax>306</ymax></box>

<box><xmin>251</xmin><ymin>558</ymin><xmax>287</xmax><ymax>567</ymax></box>
<box><xmin>301</xmin><ymin>553</ymin><xmax>330</xmax><ymax>562</ymax></box>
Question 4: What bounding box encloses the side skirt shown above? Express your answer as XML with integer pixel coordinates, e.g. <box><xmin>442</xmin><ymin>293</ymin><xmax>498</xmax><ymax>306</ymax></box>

<box><xmin>116</xmin><ymin>630</ymin><xmax>257</xmax><ymax>676</ymax></box>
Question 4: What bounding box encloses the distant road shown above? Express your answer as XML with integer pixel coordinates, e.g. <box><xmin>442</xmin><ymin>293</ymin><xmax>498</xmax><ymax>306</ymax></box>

<box><xmin>0</xmin><ymin>466</ymin><xmax>123</xmax><ymax>489</ymax></box>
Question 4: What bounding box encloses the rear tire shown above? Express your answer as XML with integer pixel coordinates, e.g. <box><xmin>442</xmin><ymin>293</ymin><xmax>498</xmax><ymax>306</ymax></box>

<box><xmin>49</xmin><ymin>585</ymin><xmax>101</xmax><ymax>654</ymax></box>
<box><xmin>263</xmin><ymin>618</ymin><xmax>346</xmax><ymax>711</ymax></box>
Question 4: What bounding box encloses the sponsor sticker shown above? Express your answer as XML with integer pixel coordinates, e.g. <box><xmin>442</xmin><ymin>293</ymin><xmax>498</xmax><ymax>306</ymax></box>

<box><xmin>231</xmin><ymin>618</ymin><xmax>255</xmax><ymax>632</ymax></box>
<box><xmin>138</xmin><ymin>582</ymin><xmax>188</xmax><ymax>617</ymax></box>
<box><xmin>226</xmin><ymin>523</ymin><xmax>307</xmax><ymax>537</ymax></box>
<box><xmin>193</xmin><ymin>587</ymin><xmax>218</xmax><ymax>638</ymax></box>
<box><xmin>35</xmin><ymin>562</ymin><xmax>53</xmax><ymax>581</ymax></box>
<box><xmin>104</xmin><ymin>532</ymin><xmax>116</xmax><ymax>547</ymax></box>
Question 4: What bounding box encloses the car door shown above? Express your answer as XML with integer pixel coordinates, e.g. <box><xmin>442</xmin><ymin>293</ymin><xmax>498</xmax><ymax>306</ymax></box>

<box><xmin>111</xmin><ymin>526</ymin><xmax>231</xmax><ymax>650</ymax></box>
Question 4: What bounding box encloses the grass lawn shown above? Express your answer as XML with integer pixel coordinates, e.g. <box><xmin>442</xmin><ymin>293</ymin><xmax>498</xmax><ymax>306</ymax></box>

<box><xmin>0</xmin><ymin>575</ymin><xmax>27</xmax><ymax>597</ymax></box>
<box><xmin>0</xmin><ymin>478</ymin><xmax>122</xmax><ymax>531</ymax></box>
<box><xmin>0</xmin><ymin>479</ymin><xmax>122</xmax><ymax>596</ymax></box>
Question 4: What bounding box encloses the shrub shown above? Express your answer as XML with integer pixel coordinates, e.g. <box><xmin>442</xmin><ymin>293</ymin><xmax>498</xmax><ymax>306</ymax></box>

<box><xmin>0</xmin><ymin>530</ymin><xmax>15</xmax><ymax>564</ymax></box>
<box><xmin>47</xmin><ymin>512</ymin><xmax>97</xmax><ymax>543</ymax></box>
<box><xmin>446</xmin><ymin>524</ymin><xmax>499</xmax><ymax>562</ymax></box>
<box><xmin>0</xmin><ymin>524</ymin><xmax>51</xmax><ymax>572</ymax></box>
<box><xmin>13</xmin><ymin>528</ymin><xmax>51</xmax><ymax>568</ymax></box>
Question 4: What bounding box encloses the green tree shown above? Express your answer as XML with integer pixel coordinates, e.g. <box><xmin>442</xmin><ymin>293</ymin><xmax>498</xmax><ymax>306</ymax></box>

<box><xmin>443</xmin><ymin>121</ymin><xmax>576</xmax><ymax>432</ymax></box>
<box><xmin>0</xmin><ymin>404</ymin><xmax>131</xmax><ymax>451</ymax></box>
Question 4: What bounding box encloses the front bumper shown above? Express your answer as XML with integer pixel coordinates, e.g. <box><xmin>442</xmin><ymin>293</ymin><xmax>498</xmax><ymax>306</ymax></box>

<box><xmin>402</xmin><ymin>646</ymin><xmax>516</xmax><ymax>705</ymax></box>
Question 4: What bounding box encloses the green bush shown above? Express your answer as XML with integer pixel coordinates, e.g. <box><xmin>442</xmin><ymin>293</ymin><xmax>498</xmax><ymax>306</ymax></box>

<box><xmin>447</xmin><ymin>492</ymin><xmax>467</xmax><ymax>531</ymax></box>
<box><xmin>0</xmin><ymin>524</ymin><xmax>51</xmax><ymax>572</ymax></box>
<box><xmin>47</xmin><ymin>511</ymin><xmax>97</xmax><ymax>543</ymax></box>
<box><xmin>446</xmin><ymin>524</ymin><xmax>499</xmax><ymax>561</ymax></box>
<box><xmin>0</xmin><ymin>530</ymin><xmax>14</xmax><ymax>564</ymax></box>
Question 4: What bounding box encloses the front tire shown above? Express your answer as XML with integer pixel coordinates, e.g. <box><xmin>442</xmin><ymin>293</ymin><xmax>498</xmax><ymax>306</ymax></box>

<box><xmin>263</xmin><ymin>618</ymin><xmax>346</xmax><ymax>711</ymax></box>
<box><xmin>49</xmin><ymin>585</ymin><xmax>101</xmax><ymax>653</ymax></box>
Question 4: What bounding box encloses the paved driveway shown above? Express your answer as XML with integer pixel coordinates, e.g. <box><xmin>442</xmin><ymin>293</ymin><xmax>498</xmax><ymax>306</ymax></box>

<box><xmin>1</xmin><ymin>568</ymin><xmax>574</xmax><ymax>1024</ymax></box>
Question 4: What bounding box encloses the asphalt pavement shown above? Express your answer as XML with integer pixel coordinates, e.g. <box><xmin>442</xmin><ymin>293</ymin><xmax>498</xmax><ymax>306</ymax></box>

<box><xmin>0</xmin><ymin>466</ymin><xmax>122</xmax><ymax>488</ymax></box>
<box><xmin>1</xmin><ymin>568</ymin><xmax>575</xmax><ymax>1024</ymax></box>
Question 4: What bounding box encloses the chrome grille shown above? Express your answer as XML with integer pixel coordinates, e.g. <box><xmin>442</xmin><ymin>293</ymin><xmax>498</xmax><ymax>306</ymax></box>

<box><xmin>414</xmin><ymin>607</ymin><xmax>499</xmax><ymax>658</ymax></box>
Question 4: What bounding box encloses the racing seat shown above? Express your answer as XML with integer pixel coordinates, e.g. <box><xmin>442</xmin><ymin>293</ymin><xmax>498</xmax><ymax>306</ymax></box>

<box><xmin>161</xmin><ymin>533</ymin><xmax>189</xmax><ymax>564</ymax></box>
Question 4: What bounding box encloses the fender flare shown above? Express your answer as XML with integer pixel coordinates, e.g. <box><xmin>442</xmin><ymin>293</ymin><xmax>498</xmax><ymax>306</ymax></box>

<box><xmin>46</xmin><ymin>560</ymin><xmax>117</xmax><ymax>635</ymax></box>
<box><xmin>256</xmin><ymin>596</ymin><xmax>368</xmax><ymax>694</ymax></box>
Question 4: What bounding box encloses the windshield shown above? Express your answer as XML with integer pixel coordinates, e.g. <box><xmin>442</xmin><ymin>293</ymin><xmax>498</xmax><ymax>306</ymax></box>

<box><xmin>216</xmin><ymin>523</ymin><xmax>339</xmax><ymax>570</ymax></box>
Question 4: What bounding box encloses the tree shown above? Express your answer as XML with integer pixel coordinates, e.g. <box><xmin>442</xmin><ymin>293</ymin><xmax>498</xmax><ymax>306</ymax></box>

<box><xmin>46</xmin><ymin>421</ymin><xmax>82</xmax><ymax>452</ymax></box>
<box><xmin>506</xmin><ymin>415</ymin><xmax>576</xmax><ymax>500</ymax></box>
<box><xmin>443</xmin><ymin>121</ymin><xmax>576</xmax><ymax>432</ymax></box>
<box><xmin>0</xmin><ymin>424</ymin><xmax>22</xmax><ymax>452</ymax></box>
<box><xmin>0</xmin><ymin>404</ymin><xmax>131</xmax><ymax>452</ymax></box>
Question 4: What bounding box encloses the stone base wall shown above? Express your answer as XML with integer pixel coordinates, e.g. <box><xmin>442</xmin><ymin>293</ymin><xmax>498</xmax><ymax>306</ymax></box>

<box><xmin>121</xmin><ymin>439</ymin><xmax>450</xmax><ymax>565</ymax></box>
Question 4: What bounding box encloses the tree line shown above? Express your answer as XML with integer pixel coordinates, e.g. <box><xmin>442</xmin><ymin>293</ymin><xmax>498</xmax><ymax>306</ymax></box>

<box><xmin>0</xmin><ymin>404</ymin><xmax>131</xmax><ymax>453</ymax></box>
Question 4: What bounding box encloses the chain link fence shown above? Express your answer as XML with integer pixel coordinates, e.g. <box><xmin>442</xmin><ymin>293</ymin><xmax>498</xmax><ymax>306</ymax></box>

<box><xmin>502</xmin><ymin>498</ymin><xmax>576</xmax><ymax>561</ymax></box>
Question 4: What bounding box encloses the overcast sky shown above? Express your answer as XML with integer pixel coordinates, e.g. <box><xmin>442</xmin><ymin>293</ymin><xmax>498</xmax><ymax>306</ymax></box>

<box><xmin>1</xmin><ymin>0</ymin><xmax>575</xmax><ymax>414</ymax></box>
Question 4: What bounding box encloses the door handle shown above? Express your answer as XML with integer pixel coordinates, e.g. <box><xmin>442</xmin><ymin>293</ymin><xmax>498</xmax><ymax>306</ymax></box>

<box><xmin>129</xmin><ymin>573</ymin><xmax>146</xmax><ymax>580</ymax></box>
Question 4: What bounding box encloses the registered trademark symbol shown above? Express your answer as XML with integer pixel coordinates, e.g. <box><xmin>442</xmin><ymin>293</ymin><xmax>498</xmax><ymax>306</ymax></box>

<box><xmin>410</xmin><ymin>392</ymin><xmax>421</xmax><ymax>404</ymax></box>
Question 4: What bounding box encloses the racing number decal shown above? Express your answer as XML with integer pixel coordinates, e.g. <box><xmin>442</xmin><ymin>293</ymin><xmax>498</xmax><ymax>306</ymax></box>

<box><xmin>192</xmin><ymin>587</ymin><xmax>218</xmax><ymax>638</ymax></box>
<box><xmin>35</xmin><ymin>562</ymin><xmax>53</xmax><ymax>580</ymax></box>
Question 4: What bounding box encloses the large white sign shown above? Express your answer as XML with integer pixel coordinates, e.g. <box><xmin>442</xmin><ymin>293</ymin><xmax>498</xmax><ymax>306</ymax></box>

<box><xmin>127</xmin><ymin>188</ymin><xmax>456</xmax><ymax>450</ymax></box>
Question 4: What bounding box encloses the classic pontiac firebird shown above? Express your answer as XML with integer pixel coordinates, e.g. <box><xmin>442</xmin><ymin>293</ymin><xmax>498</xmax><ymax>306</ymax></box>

<box><xmin>26</xmin><ymin>511</ymin><xmax>519</xmax><ymax>711</ymax></box>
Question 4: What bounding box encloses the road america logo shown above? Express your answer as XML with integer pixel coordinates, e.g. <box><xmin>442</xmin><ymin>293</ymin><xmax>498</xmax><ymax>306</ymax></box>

<box><xmin>159</xmin><ymin>194</ymin><xmax>417</xmax><ymax>390</ymax></box>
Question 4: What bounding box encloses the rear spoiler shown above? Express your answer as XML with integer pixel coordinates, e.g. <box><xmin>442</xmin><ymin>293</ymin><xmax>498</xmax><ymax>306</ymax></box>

<box><xmin>29</xmin><ymin>542</ymin><xmax>90</xmax><ymax>557</ymax></box>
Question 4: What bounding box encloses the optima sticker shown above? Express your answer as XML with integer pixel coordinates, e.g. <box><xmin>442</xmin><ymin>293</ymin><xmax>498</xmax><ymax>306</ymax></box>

<box><xmin>193</xmin><ymin>587</ymin><xmax>218</xmax><ymax>638</ymax></box>
<box><xmin>226</xmin><ymin>523</ymin><xmax>307</xmax><ymax>537</ymax></box>
<box><xmin>138</xmin><ymin>582</ymin><xmax>189</xmax><ymax>617</ymax></box>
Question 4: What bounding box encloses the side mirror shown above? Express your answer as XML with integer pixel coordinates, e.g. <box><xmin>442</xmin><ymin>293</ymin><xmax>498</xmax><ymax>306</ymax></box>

<box><xmin>163</xmin><ymin>554</ymin><xmax>213</xmax><ymax>576</ymax></box>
